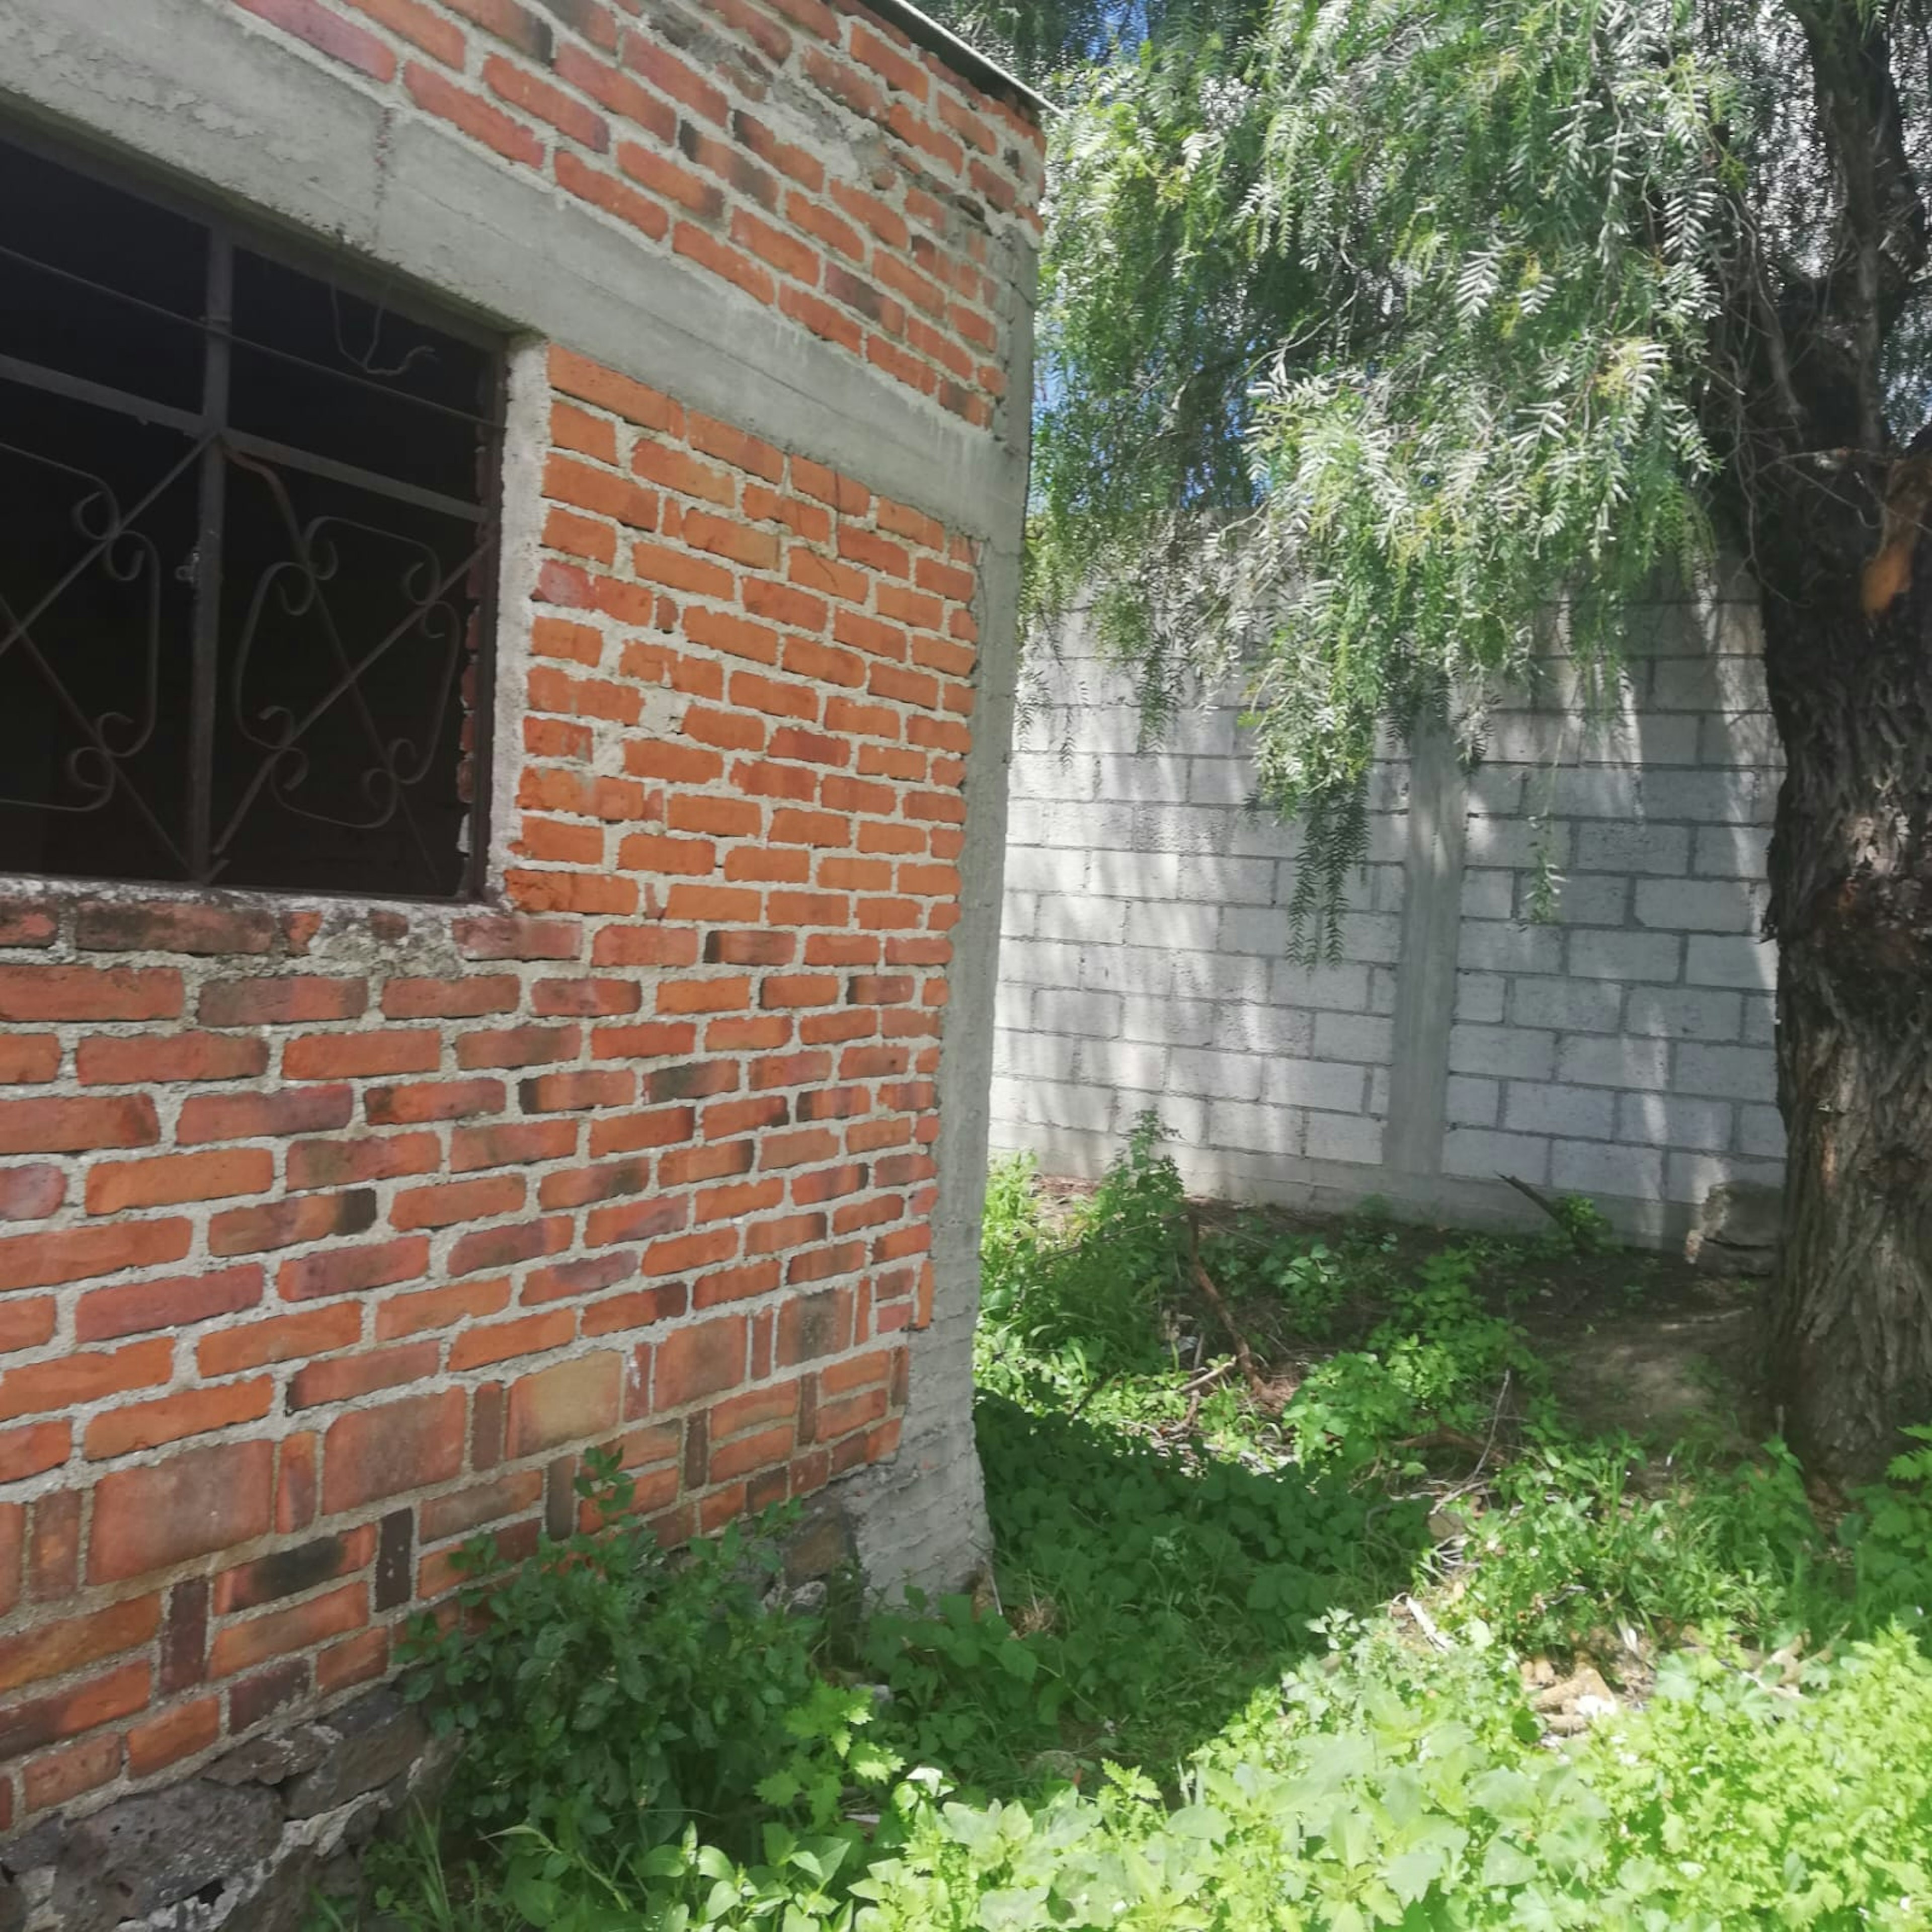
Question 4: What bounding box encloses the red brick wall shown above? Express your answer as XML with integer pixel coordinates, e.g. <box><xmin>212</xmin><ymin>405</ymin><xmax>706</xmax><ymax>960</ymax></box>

<box><xmin>227</xmin><ymin>0</ymin><xmax>1044</xmax><ymax>427</ymax></box>
<box><xmin>0</xmin><ymin>303</ymin><xmax>1009</xmax><ymax>1820</ymax></box>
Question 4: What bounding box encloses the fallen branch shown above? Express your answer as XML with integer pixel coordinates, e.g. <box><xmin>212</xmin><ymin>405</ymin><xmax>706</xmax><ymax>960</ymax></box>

<box><xmin>1498</xmin><ymin>1172</ymin><xmax>1569</xmax><ymax>1232</ymax></box>
<box><xmin>1187</xmin><ymin>1211</ymin><xmax>1272</xmax><ymax>1410</ymax></box>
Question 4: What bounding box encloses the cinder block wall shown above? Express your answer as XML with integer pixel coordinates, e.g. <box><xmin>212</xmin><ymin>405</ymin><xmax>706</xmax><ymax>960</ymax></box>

<box><xmin>0</xmin><ymin>0</ymin><xmax>1041</xmax><ymax>1833</ymax></box>
<box><xmin>994</xmin><ymin>581</ymin><xmax>1783</xmax><ymax>1238</ymax></box>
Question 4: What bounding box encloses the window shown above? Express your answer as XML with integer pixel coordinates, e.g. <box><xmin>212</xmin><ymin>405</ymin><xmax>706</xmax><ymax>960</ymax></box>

<box><xmin>0</xmin><ymin>128</ymin><xmax>504</xmax><ymax>901</ymax></box>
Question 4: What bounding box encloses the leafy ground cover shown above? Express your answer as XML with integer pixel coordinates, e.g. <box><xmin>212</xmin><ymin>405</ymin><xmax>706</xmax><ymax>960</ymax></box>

<box><xmin>329</xmin><ymin>1119</ymin><xmax>1932</xmax><ymax>1931</ymax></box>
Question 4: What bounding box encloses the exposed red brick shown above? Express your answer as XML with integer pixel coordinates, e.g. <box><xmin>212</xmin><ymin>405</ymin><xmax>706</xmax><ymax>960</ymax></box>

<box><xmin>84</xmin><ymin>1379</ymin><xmax>275</xmax><ymax>1460</ymax></box>
<box><xmin>199</xmin><ymin>977</ymin><xmax>367</xmax><ymax>1027</ymax></box>
<box><xmin>322</xmin><ymin>1390</ymin><xmax>466</xmax><ymax>1514</ymax></box>
<box><xmin>177</xmin><ymin>1086</ymin><xmax>354</xmax><ymax>1144</ymax></box>
<box><xmin>76</xmin><ymin>1032</ymin><xmax>268</xmax><ymax>1086</ymax></box>
<box><xmin>89</xmin><ymin>1442</ymin><xmax>275</xmax><ymax>1583</ymax></box>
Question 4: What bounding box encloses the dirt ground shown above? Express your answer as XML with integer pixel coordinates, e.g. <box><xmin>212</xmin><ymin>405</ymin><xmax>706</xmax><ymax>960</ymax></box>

<box><xmin>1196</xmin><ymin>1196</ymin><xmax>1770</xmax><ymax>1447</ymax></box>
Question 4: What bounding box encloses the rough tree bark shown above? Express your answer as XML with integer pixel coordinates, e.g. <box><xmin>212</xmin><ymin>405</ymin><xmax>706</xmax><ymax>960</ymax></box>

<box><xmin>1758</xmin><ymin>532</ymin><xmax>1932</xmax><ymax>1482</ymax></box>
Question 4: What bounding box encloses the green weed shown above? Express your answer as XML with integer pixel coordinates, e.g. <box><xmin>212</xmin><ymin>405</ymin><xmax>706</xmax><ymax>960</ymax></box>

<box><xmin>330</xmin><ymin>1120</ymin><xmax>1932</xmax><ymax>1932</ymax></box>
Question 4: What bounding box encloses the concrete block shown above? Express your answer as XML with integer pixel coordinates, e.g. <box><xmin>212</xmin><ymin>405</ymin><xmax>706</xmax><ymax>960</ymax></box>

<box><xmin>1163</xmin><ymin>707</ymin><xmax>1244</xmax><ymax>758</ymax></box>
<box><xmin>993</xmin><ymin>1030</ymin><xmax>1082</xmax><ymax>1083</ymax></box>
<box><xmin>1003</xmin><ymin>845</ymin><xmax>1081</xmax><ymax>896</ymax></box>
<box><xmin>1617</xmin><ymin>1092</ymin><xmax>1733</xmax><ymax>1151</ymax></box>
<box><xmin>1557</xmin><ymin>1035</ymin><xmax>1670</xmax><ymax>1089</ymax></box>
<box><xmin>1017</xmin><ymin>799</ymin><xmax>1142</xmax><ymax>853</ymax></box>
<box><xmin>1121</xmin><ymin>897</ymin><xmax>1220</xmax><ymax>953</ymax></box>
<box><xmin>1461</xmin><ymin>868</ymin><xmax>1517</xmax><ymax>920</ymax></box>
<box><xmin>1367</xmin><ymin>1068</ymin><xmax>1391</xmax><ymax>1115</ymax></box>
<box><xmin>1093</xmin><ymin>754</ymin><xmax>1192</xmax><ymax>804</ymax></box>
<box><xmin>1699</xmin><ymin>710</ymin><xmax>1781</xmax><ymax>769</ymax></box>
<box><xmin>1624</xmin><ymin>987</ymin><xmax>1744</xmax><ymax>1041</ymax></box>
<box><xmin>1635</xmin><ymin>878</ymin><xmax>1762</xmax><ymax>933</ymax></box>
<box><xmin>1217</xmin><ymin>808</ymin><xmax>1304</xmax><ymax>858</ymax></box>
<box><xmin>1000</xmin><ymin>939</ymin><xmax>1082</xmax><ymax>989</ymax></box>
<box><xmin>1465</xmin><ymin>816</ymin><xmax>1572</xmax><ymax>869</ymax></box>
<box><xmin>1448</xmin><ymin>1024</ymin><xmax>1558</xmax><ymax>1081</ymax></box>
<box><xmin>1269</xmin><ymin>958</ymin><xmax>1372</xmax><ymax>1012</ymax></box>
<box><xmin>1187</xmin><ymin>758</ymin><xmax>1255</xmax><ymax>808</ymax></box>
<box><xmin>1090</xmin><ymin>848</ymin><xmax>1184</xmax><ymax>900</ymax></box>
<box><xmin>1207</xmin><ymin>1100</ymin><xmax>1304</xmax><ymax>1156</ymax></box>
<box><xmin>1466</xmin><ymin>762</ymin><xmax>1530</xmax><ymax>813</ymax></box>
<box><xmin>1504</xmin><ymin>1081</ymin><xmax>1615</xmax><ymax>1139</ymax></box>
<box><xmin>1455</xmin><ymin>973</ymin><xmax>1508</xmax><ymax>1024</ymax></box>
<box><xmin>1033</xmin><ymin>988</ymin><xmax>1123</xmax><ymax>1038</ymax></box>
<box><xmin>1167</xmin><ymin>1046</ymin><xmax>1265</xmax><ymax>1102</ymax></box>
<box><xmin>1666</xmin><ymin>1150</ymin><xmax>1784</xmax><ymax>1204</ymax></box>
<box><xmin>1076</xmin><ymin>705</ymin><xmax>1159</xmax><ymax>755</ymax></box>
<box><xmin>1009</xmin><ymin>750</ymin><xmax>1094</xmax><ymax>802</ymax></box>
<box><xmin>1525</xmin><ymin>873</ymin><xmax>1632</xmax><ymax>927</ymax></box>
<box><xmin>1446</xmin><ymin>1075</ymin><xmax>1501</xmax><ymax>1126</ymax></box>
<box><xmin>1369</xmin><ymin>967</ymin><xmax>1400</xmax><ymax>1015</ymax></box>
<box><xmin>993</xmin><ymin>986</ymin><xmax>1030</xmax><ymax>1032</ymax></box>
<box><xmin>1442</xmin><ymin>1127</ymin><xmax>1551</xmax><ymax>1184</ymax></box>
<box><xmin>1738</xmin><ymin>1103</ymin><xmax>1788</xmax><ymax>1159</ymax></box>
<box><xmin>1079</xmin><ymin>1035</ymin><xmax>1168</xmax><ymax>1094</ymax></box>
<box><xmin>1686</xmin><ymin>935</ymin><xmax>1777</xmax><ymax>990</ymax></box>
<box><xmin>1651</xmin><ymin>655</ymin><xmax>1769</xmax><ymax>712</ymax></box>
<box><xmin>1031</xmin><ymin>893</ymin><xmax>1131</xmax><ymax>946</ymax></box>
<box><xmin>1693</xmin><ymin>824</ymin><xmax>1773</xmax><ymax>879</ymax></box>
<box><xmin>1645</xmin><ymin>768</ymin><xmax>1772</xmax><ymax>824</ymax></box>
<box><xmin>1312</xmin><ymin>1013</ymin><xmax>1394</xmax><ymax>1064</ymax></box>
<box><xmin>1154</xmin><ymin>1094</ymin><xmax>1213</xmax><ymax>1144</ymax></box>
<box><xmin>1213</xmin><ymin>1003</ymin><xmax>1316</xmax><ymax>1057</ymax></box>
<box><xmin>1567</xmin><ymin>930</ymin><xmax>1683</xmax><ymax>982</ymax></box>
<box><xmin>1079</xmin><ymin>946</ymin><xmax>1174</xmax><ymax>997</ymax></box>
<box><xmin>1674</xmin><ymin>1043</ymin><xmax>1777</xmax><ymax>1102</ymax></box>
<box><xmin>1742</xmin><ymin>993</ymin><xmax>1777</xmax><ymax>1045</ymax></box>
<box><xmin>1551</xmin><ymin>770</ymin><xmax>1643</xmax><ymax>819</ymax></box>
<box><xmin>1304</xmin><ymin>1111</ymin><xmax>1385</xmax><ymax>1165</ymax></box>
<box><xmin>1363</xmin><ymin>814</ymin><xmax>1412</xmax><ymax>865</ymax></box>
<box><xmin>1120</xmin><ymin>995</ymin><xmax>1216</xmax><ymax>1047</ymax></box>
<box><xmin>1459</xmin><ymin>920</ymin><xmax>1565</xmax><ymax>974</ymax></box>
<box><xmin>1263</xmin><ymin>1059</ymin><xmax>1369</xmax><ymax>1112</ymax></box>
<box><xmin>1030</xmin><ymin>1081</ymin><xmax>1118</xmax><ymax>1134</ymax></box>
<box><xmin>1172</xmin><ymin>952</ymin><xmax>1273</xmax><ymax>1003</ymax></box>
<box><xmin>1173</xmin><ymin>856</ymin><xmax>1279</xmax><ymax>905</ymax></box>
<box><xmin>1551</xmin><ymin>1138</ymin><xmax>1664</xmax><ymax>1199</ymax></box>
<box><xmin>986</xmin><ymin>1075</ymin><xmax>1028</xmax><ymax>1128</ymax></box>
<box><xmin>1371</xmin><ymin>864</ymin><xmax>1408</xmax><ymax>915</ymax></box>
<box><xmin>1484</xmin><ymin>715</ymin><xmax>1589</xmax><ymax>766</ymax></box>
<box><xmin>1609</xmin><ymin>714</ymin><xmax>1707</xmax><ymax>764</ymax></box>
<box><xmin>1509</xmin><ymin>977</ymin><xmax>1624</xmax><ymax>1033</ymax></box>
<box><xmin>1573</xmin><ymin>823</ymin><xmax>1691</xmax><ymax>874</ymax></box>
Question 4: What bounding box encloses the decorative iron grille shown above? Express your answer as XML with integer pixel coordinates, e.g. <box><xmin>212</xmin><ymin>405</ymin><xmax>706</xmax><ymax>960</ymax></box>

<box><xmin>0</xmin><ymin>127</ymin><xmax>504</xmax><ymax>900</ymax></box>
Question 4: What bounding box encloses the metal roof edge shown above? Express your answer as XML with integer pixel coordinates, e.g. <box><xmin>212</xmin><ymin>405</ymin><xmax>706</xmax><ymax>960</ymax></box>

<box><xmin>856</xmin><ymin>0</ymin><xmax>1053</xmax><ymax>119</ymax></box>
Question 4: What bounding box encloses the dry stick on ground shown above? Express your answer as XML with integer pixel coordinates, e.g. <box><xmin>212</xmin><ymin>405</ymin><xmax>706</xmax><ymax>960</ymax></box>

<box><xmin>1499</xmin><ymin>1172</ymin><xmax>1572</xmax><ymax>1234</ymax></box>
<box><xmin>1187</xmin><ymin>1209</ymin><xmax>1275</xmax><ymax>1411</ymax></box>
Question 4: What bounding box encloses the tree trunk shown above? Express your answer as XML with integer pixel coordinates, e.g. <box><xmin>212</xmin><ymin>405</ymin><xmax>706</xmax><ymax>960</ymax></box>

<box><xmin>1758</xmin><ymin>554</ymin><xmax>1932</xmax><ymax>1484</ymax></box>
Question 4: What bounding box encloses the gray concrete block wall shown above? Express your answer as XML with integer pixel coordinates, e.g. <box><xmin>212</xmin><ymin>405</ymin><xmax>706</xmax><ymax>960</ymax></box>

<box><xmin>990</xmin><ymin>623</ymin><xmax>1405</xmax><ymax>1200</ymax></box>
<box><xmin>994</xmin><ymin>588</ymin><xmax>1784</xmax><ymax>1241</ymax></box>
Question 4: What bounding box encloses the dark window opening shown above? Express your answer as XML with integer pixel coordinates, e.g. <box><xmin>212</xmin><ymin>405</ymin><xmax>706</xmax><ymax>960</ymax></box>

<box><xmin>0</xmin><ymin>128</ymin><xmax>504</xmax><ymax>901</ymax></box>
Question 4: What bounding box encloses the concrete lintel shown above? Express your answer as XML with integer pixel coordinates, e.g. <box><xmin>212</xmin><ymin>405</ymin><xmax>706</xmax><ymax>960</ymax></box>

<box><xmin>0</xmin><ymin>0</ymin><xmax>1029</xmax><ymax>539</ymax></box>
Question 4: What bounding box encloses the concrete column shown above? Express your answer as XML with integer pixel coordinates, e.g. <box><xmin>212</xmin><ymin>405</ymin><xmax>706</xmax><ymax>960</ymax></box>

<box><xmin>1382</xmin><ymin>716</ymin><xmax>1468</xmax><ymax>1177</ymax></box>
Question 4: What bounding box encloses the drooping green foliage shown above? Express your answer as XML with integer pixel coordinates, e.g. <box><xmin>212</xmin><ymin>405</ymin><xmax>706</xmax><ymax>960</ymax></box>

<box><xmin>1031</xmin><ymin>0</ymin><xmax>1747</xmax><ymax>944</ymax></box>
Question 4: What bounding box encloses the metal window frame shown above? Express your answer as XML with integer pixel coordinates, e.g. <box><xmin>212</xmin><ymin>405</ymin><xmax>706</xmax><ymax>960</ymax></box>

<box><xmin>0</xmin><ymin>115</ymin><xmax>509</xmax><ymax>904</ymax></box>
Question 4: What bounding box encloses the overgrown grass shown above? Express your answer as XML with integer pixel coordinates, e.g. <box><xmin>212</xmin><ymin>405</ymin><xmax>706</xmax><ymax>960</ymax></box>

<box><xmin>327</xmin><ymin>1117</ymin><xmax>1932</xmax><ymax>1932</ymax></box>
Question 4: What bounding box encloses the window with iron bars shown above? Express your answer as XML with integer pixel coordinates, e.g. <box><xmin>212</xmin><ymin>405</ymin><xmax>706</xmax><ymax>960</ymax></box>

<box><xmin>0</xmin><ymin>126</ymin><xmax>505</xmax><ymax>902</ymax></box>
